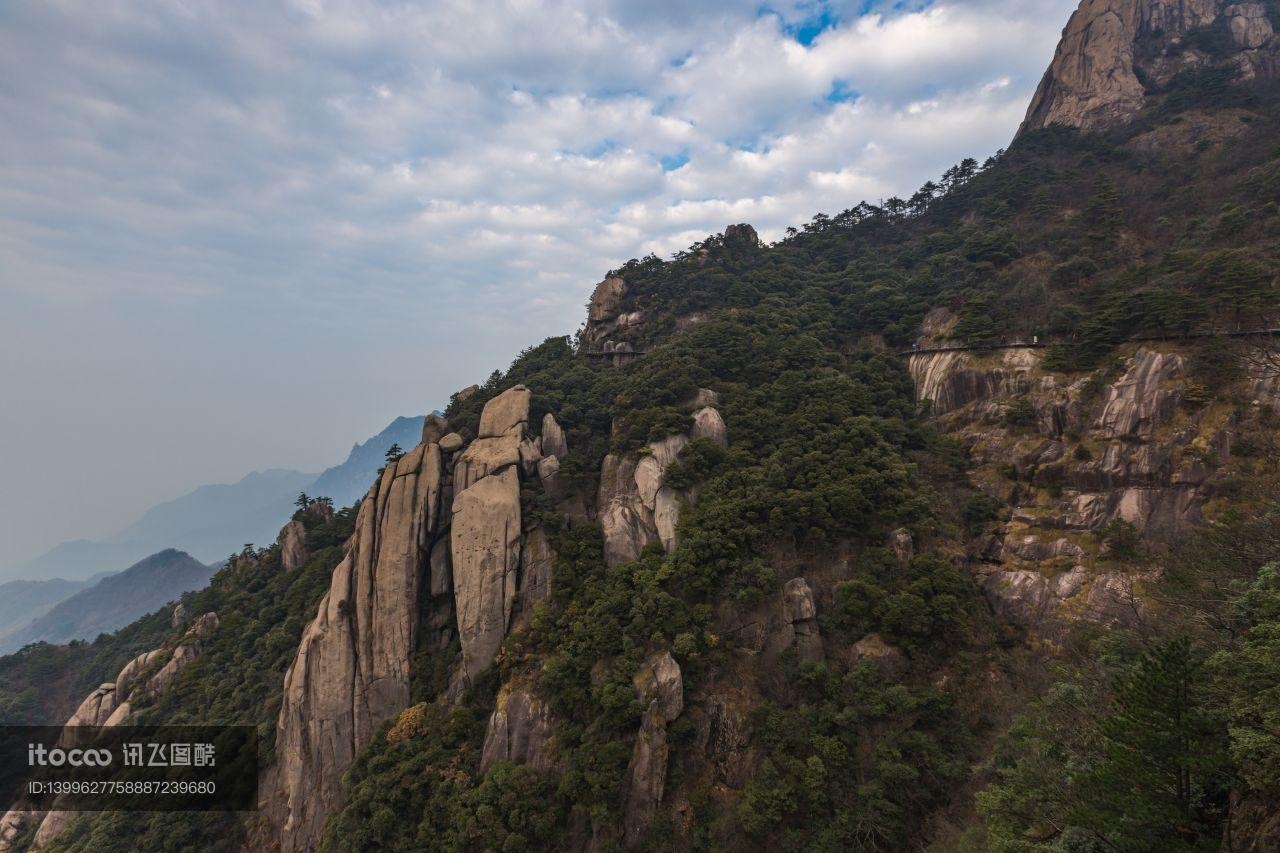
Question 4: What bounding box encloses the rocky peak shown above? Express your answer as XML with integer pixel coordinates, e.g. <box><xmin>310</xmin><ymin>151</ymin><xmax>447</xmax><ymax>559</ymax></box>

<box><xmin>1020</xmin><ymin>0</ymin><xmax>1277</xmax><ymax>134</ymax></box>
<box><xmin>723</xmin><ymin>223</ymin><xmax>761</xmax><ymax>248</ymax></box>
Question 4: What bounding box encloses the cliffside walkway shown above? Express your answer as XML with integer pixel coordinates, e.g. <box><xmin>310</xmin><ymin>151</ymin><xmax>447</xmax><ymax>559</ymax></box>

<box><xmin>898</xmin><ymin>327</ymin><xmax>1280</xmax><ymax>358</ymax></box>
<box><xmin>897</xmin><ymin>342</ymin><xmax>1045</xmax><ymax>357</ymax></box>
<box><xmin>582</xmin><ymin>349</ymin><xmax>649</xmax><ymax>358</ymax></box>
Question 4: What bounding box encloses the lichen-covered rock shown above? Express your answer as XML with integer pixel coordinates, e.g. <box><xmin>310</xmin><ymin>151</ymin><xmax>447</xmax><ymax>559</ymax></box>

<box><xmin>598</xmin><ymin>412</ymin><xmax>731</xmax><ymax>565</ymax></box>
<box><xmin>270</xmin><ymin>442</ymin><xmax>444</xmax><ymax>853</ymax></box>
<box><xmin>1021</xmin><ymin>0</ymin><xmax>1226</xmax><ymax>134</ymax></box>
<box><xmin>690</xmin><ymin>691</ymin><xmax>757</xmax><ymax>790</ymax></box>
<box><xmin>599</xmin><ymin>454</ymin><xmax>657</xmax><ymax>567</ymax></box>
<box><xmin>635</xmin><ymin>435</ymin><xmax>688</xmax><ymax>510</ymax></box>
<box><xmin>782</xmin><ymin>577</ymin><xmax>817</xmax><ymax>622</ymax></box>
<box><xmin>690</xmin><ymin>407</ymin><xmax>728</xmax><ymax>447</ymax></box>
<box><xmin>0</xmin><ymin>811</ymin><xmax>29</xmax><ymax>851</ymax></box>
<box><xmin>478</xmin><ymin>385</ymin><xmax>531</xmax><ymax>438</ymax></box>
<box><xmin>623</xmin><ymin>652</ymin><xmax>683</xmax><ymax>848</ymax></box>
<box><xmin>634</xmin><ymin>651</ymin><xmax>684</xmax><ymax>722</ymax></box>
<box><xmin>688</xmin><ymin>388</ymin><xmax>720</xmax><ymax>408</ymax></box>
<box><xmin>517</xmin><ymin>526</ymin><xmax>554</xmax><ymax>626</ymax></box>
<box><xmin>588</xmin><ymin>276</ymin><xmax>626</xmax><ymax>324</ymax></box>
<box><xmin>653</xmin><ymin>487</ymin><xmax>682</xmax><ymax>553</ymax></box>
<box><xmin>519</xmin><ymin>435</ymin><xmax>543</xmax><ymax>475</ymax></box>
<box><xmin>541</xmin><ymin>413</ymin><xmax>568</xmax><ymax>459</ymax></box>
<box><xmin>1226</xmin><ymin>2</ymin><xmax>1275</xmax><ymax>49</ymax></box>
<box><xmin>115</xmin><ymin>649</ymin><xmax>164</xmax><ymax>701</ymax></box>
<box><xmin>278</xmin><ymin>520</ymin><xmax>307</xmax><ymax>572</ymax></box>
<box><xmin>782</xmin><ymin>578</ymin><xmax>823</xmax><ymax>662</ymax></box>
<box><xmin>723</xmin><ymin>223</ymin><xmax>761</xmax><ymax>247</ymax></box>
<box><xmin>1095</xmin><ymin>349</ymin><xmax>1184</xmax><ymax>438</ymax></box>
<box><xmin>1004</xmin><ymin>535</ymin><xmax>1086</xmax><ymax>564</ymax></box>
<box><xmin>421</xmin><ymin>413</ymin><xmax>448</xmax><ymax>445</ymax></box>
<box><xmin>451</xmin><ymin>465</ymin><xmax>521</xmax><ymax>682</ymax></box>
<box><xmin>984</xmin><ymin>567</ymin><xmax>1087</xmax><ymax>629</ymax></box>
<box><xmin>454</xmin><ymin>432</ymin><xmax>522</xmax><ymax>494</ymax></box>
<box><xmin>65</xmin><ymin>685</ymin><xmax>117</xmax><ymax>728</ymax></box>
<box><xmin>891</xmin><ymin>528</ymin><xmax>914</xmax><ymax>566</ymax></box>
<box><xmin>479</xmin><ymin>685</ymin><xmax>555</xmax><ymax>773</ymax></box>
<box><xmin>907</xmin><ymin>349</ymin><xmax>1037</xmax><ymax>415</ymax></box>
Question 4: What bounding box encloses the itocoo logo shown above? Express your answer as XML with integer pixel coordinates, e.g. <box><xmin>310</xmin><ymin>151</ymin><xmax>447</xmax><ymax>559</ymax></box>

<box><xmin>27</xmin><ymin>744</ymin><xmax>113</xmax><ymax>767</ymax></box>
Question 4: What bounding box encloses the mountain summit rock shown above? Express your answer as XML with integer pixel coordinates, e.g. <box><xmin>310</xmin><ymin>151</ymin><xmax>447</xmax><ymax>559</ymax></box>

<box><xmin>1021</xmin><ymin>0</ymin><xmax>1277</xmax><ymax>133</ymax></box>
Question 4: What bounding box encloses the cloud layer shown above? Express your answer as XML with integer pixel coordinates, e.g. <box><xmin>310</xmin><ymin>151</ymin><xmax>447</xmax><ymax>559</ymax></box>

<box><xmin>0</xmin><ymin>0</ymin><xmax>1077</xmax><ymax>567</ymax></box>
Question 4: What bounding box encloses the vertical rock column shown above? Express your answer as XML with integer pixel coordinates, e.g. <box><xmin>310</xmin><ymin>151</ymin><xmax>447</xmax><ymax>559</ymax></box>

<box><xmin>451</xmin><ymin>386</ymin><xmax>530</xmax><ymax>683</ymax></box>
<box><xmin>623</xmin><ymin>652</ymin><xmax>684</xmax><ymax>849</ymax></box>
<box><xmin>270</xmin><ymin>431</ymin><xmax>444</xmax><ymax>853</ymax></box>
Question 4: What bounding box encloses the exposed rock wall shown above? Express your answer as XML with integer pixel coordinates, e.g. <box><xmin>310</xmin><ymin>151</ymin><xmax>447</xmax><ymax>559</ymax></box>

<box><xmin>0</xmin><ymin>608</ymin><xmax>219</xmax><ymax>852</ymax></box>
<box><xmin>909</xmin><ymin>341</ymin><xmax>1236</xmax><ymax>634</ymax></box>
<box><xmin>451</xmin><ymin>386</ymin><xmax>530</xmax><ymax>683</ymax></box>
<box><xmin>278</xmin><ymin>520</ymin><xmax>307</xmax><ymax>572</ymax></box>
<box><xmin>599</xmin><ymin>408</ymin><xmax>728</xmax><ymax>567</ymax></box>
<box><xmin>265</xmin><ymin>386</ymin><xmax>581</xmax><ymax>850</ymax></box>
<box><xmin>908</xmin><ymin>349</ymin><xmax>1037</xmax><ymax>415</ymax></box>
<box><xmin>622</xmin><ymin>652</ymin><xmax>683</xmax><ymax>849</ymax></box>
<box><xmin>1021</xmin><ymin>0</ymin><xmax>1277</xmax><ymax>134</ymax></box>
<box><xmin>269</xmin><ymin>439</ymin><xmax>445</xmax><ymax>853</ymax></box>
<box><xmin>582</xmin><ymin>276</ymin><xmax>631</xmax><ymax>350</ymax></box>
<box><xmin>479</xmin><ymin>683</ymin><xmax>555</xmax><ymax>773</ymax></box>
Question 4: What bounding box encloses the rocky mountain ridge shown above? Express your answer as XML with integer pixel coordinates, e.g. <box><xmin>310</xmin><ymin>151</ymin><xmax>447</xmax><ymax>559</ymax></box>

<box><xmin>0</xmin><ymin>550</ymin><xmax>214</xmax><ymax>654</ymax></box>
<box><xmin>1022</xmin><ymin>0</ymin><xmax>1278</xmax><ymax>133</ymax></box>
<box><xmin>8</xmin><ymin>0</ymin><xmax>1280</xmax><ymax>848</ymax></box>
<box><xmin>2</xmin><ymin>416</ymin><xmax>425</xmax><ymax>584</ymax></box>
<box><xmin>261</xmin><ymin>378</ymin><xmax>729</xmax><ymax>851</ymax></box>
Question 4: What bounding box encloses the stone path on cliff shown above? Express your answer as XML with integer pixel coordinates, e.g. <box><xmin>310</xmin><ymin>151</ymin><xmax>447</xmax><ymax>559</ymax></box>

<box><xmin>898</xmin><ymin>327</ymin><xmax>1280</xmax><ymax>357</ymax></box>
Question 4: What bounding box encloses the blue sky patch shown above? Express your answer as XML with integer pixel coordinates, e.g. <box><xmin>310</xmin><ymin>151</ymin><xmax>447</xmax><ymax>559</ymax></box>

<box><xmin>660</xmin><ymin>151</ymin><xmax>691</xmax><ymax>171</ymax></box>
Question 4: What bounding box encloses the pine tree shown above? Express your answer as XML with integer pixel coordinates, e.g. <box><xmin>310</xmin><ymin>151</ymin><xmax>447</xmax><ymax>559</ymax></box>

<box><xmin>1077</xmin><ymin>638</ymin><xmax>1229</xmax><ymax>850</ymax></box>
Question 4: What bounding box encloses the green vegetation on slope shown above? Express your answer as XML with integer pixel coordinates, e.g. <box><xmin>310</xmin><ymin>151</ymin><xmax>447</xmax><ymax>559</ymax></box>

<box><xmin>36</xmin><ymin>507</ymin><xmax>353</xmax><ymax>853</ymax></box>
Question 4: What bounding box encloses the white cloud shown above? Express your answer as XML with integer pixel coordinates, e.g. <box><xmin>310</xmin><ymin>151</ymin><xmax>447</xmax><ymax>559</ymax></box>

<box><xmin>0</xmin><ymin>0</ymin><xmax>1080</xmax><ymax>566</ymax></box>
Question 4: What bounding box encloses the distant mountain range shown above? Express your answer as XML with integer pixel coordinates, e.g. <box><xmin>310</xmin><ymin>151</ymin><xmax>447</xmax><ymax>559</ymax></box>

<box><xmin>0</xmin><ymin>550</ymin><xmax>214</xmax><ymax>653</ymax></box>
<box><xmin>0</xmin><ymin>415</ymin><xmax>426</xmax><ymax>583</ymax></box>
<box><xmin>0</xmin><ymin>574</ymin><xmax>112</xmax><ymax>645</ymax></box>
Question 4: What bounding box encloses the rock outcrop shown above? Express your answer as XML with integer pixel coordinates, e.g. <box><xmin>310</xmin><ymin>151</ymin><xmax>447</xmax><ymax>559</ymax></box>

<box><xmin>622</xmin><ymin>652</ymin><xmax>683</xmax><ymax>849</ymax></box>
<box><xmin>599</xmin><ymin>408</ymin><xmax>728</xmax><ymax>567</ymax></box>
<box><xmin>723</xmin><ymin>223</ymin><xmax>761</xmax><ymax>248</ymax></box>
<box><xmin>582</xmin><ymin>276</ymin><xmax>631</xmax><ymax>349</ymax></box>
<box><xmin>278</xmin><ymin>520</ymin><xmax>307</xmax><ymax>572</ymax></box>
<box><xmin>690</xmin><ymin>407</ymin><xmax>729</xmax><ymax>447</ymax></box>
<box><xmin>1021</xmin><ymin>0</ymin><xmax>1277</xmax><ymax>134</ymax></box>
<box><xmin>908</xmin><ymin>348</ymin><xmax>1038</xmax><ymax>415</ymax></box>
<box><xmin>910</xmin><ymin>336</ymin><xmax>1236</xmax><ymax>634</ymax></box>
<box><xmin>781</xmin><ymin>577</ymin><xmax>824</xmax><ymax>663</ymax></box>
<box><xmin>984</xmin><ymin>568</ymin><xmax>1086</xmax><ymax>629</ymax></box>
<box><xmin>452</xmin><ymin>465</ymin><xmax>521</xmax><ymax>681</ymax></box>
<box><xmin>0</xmin><ymin>611</ymin><xmax>220</xmax><ymax>851</ymax></box>
<box><xmin>479</xmin><ymin>683</ymin><xmax>555</xmax><ymax>773</ymax></box>
<box><xmin>269</xmin><ymin>438</ymin><xmax>445</xmax><ymax>853</ymax></box>
<box><xmin>1095</xmin><ymin>349</ymin><xmax>1183</xmax><ymax>438</ymax></box>
<box><xmin>451</xmin><ymin>386</ymin><xmax>530</xmax><ymax>683</ymax></box>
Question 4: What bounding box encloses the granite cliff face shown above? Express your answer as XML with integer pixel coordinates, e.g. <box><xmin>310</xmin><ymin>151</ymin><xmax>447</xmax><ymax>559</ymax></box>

<box><xmin>268</xmin><ymin>426</ymin><xmax>447</xmax><ymax>852</ymax></box>
<box><xmin>908</xmin><ymin>342</ymin><xmax>1243</xmax><ymax>637</ymax></box>
<box><xmin>264</xmin><ymin>387</ymin><xmax>595</xmax><ymax>851</ymax></box>
<box><xmin>1021</xmin><ymin>0</ymin><xmax>1277</xmax><ymax>133</ymax></box>
<box><xmin>0</xmin><ymin>608</ymin><xmax>218</xmax><ymax>851</ymax></box>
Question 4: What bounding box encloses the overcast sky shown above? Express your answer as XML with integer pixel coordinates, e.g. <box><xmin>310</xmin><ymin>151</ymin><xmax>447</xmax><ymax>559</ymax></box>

<box><xmin>0</xmin><ymin>0</ymin><xmax>1078</xmax><ymax>568</ymax></box>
